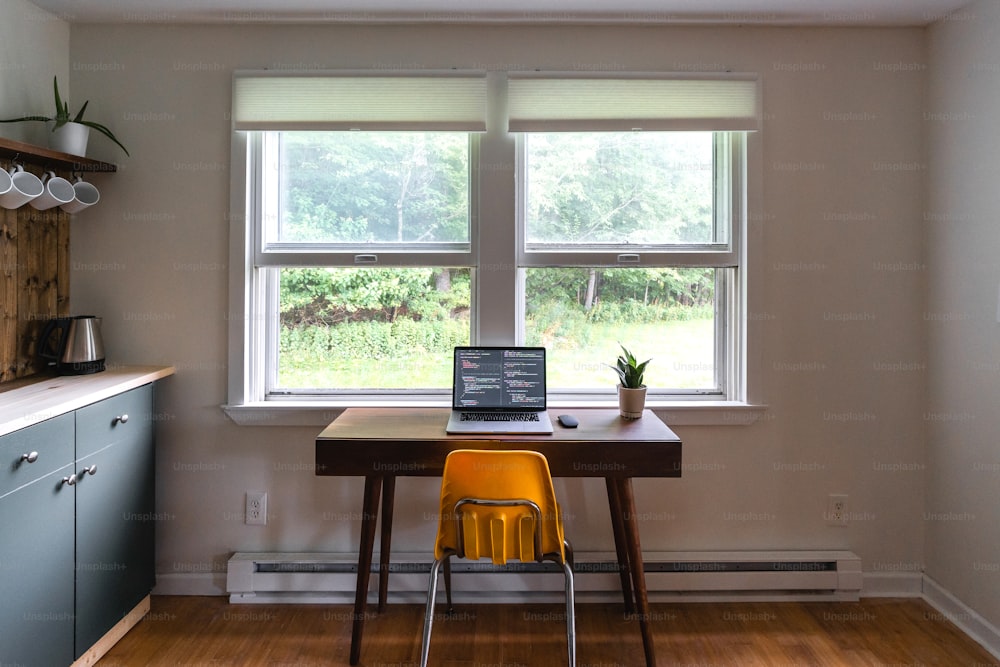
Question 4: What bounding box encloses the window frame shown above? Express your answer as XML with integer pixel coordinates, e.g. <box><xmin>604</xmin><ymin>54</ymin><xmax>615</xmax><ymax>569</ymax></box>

<box><xmin>518</xmin><ymin>132</ymin><xmax>737</xmax><ymax>259</ymax></box>
<box><xmin>225</xmin><ymin>71</ymin><xmax>762</xmax><ymax>425</ymax></box>
<box><xmin>254</xmin><ymin>131</ymin><xmax>481</xmax><ymax>266</ymax></box>
<box><xmin>248</xmin><ymin>129</ymin><xmax>482</xmax><ymax>400</ymax></box>
<box><xmin>515</xmin><ymin>131</ymin><xmax>747</xmax><ymax>400</ymax></box>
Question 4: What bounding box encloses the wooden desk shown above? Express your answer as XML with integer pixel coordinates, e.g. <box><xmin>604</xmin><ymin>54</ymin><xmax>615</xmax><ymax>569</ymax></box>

<box><xmin>315</xmin><ymin>407</ymin><xmax>682</xmax><ymax>666</ymax></box>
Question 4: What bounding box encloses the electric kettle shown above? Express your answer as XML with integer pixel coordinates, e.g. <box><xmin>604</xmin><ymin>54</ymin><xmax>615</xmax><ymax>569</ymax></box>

<box><xmin>38</xmin><ymin>315</ymin><xmax>106</xmax><ymax>375</ymax></box>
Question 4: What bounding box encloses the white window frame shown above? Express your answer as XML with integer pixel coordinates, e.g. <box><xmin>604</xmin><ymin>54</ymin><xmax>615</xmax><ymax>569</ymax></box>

<box><xmin>224</xmin><ymin>71</ymin><xmax>764</xmax><ymax>426</ymax></box>
<box><xmin>241</xmin><ymin>129</ymin><xmax>481</xmax><ymax>403</ymax></box>
<box><xmin>515</xmin><ymin>131</ymin><xmax>745</xmax><ymax>401</ymax></box>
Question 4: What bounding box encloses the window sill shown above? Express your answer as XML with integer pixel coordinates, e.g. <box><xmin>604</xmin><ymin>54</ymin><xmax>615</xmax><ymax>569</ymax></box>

<box><xmin>222</xmin><ymin>399</ymin><xmax>768</xmax><ymax>427</ymax></box>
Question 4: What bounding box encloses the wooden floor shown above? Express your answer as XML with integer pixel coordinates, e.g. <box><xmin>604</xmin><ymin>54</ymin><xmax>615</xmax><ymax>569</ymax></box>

<box><xmin>95</xmin><ymin>596</ymin><xmax>998</xmax><ymax>666</ymax></box>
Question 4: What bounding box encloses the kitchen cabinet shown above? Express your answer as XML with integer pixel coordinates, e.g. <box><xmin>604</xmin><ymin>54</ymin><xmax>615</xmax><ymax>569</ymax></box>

<box><xmin>74</xmin><ymin>385</ymin><xmax>155</xmax><ymax>659</ymax></box>
<box><xmin>0</xmin><ymin>413</ymin><xmax>77</xmax><ymax>666</ymax></box>
<box><xmin>0</xmin><ymin>376</ymin><xmax>163</xmax><ymax>667</ymax></box>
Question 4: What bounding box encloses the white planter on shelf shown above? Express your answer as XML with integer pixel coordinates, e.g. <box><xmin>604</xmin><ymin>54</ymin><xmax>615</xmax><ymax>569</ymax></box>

<box><xmin>48</xmin><ymin>121</ymin><xmax>90</xmax><ymax>157</ymax></box>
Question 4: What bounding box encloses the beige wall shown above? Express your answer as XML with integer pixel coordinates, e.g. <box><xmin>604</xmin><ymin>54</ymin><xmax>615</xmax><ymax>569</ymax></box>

<box><xmin>926</xmin><ymin>0</ymin><xmax>1000</xmax><ymax>631</ymax></box>
<box><xmin>0</xmin><ymin>0</ymin><xmax>68</xmax><ymax>144</ymax></box>
<box><xmin>62</xmin><ymin>22</ymin><xmax>932</xmax><ymax>595</ymax></box>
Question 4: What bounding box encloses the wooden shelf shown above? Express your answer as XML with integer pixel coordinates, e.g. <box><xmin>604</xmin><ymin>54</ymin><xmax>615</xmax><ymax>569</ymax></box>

<box><xmin>0</xmin><ymin>136</ymin><xmax>117</xmax><ymax>172</ymax></box>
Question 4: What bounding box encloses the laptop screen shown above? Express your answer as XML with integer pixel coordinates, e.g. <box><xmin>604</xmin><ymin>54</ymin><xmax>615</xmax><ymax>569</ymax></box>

<box><xmin>452</xmin><ymin>346</ymin><xmax>547</xmax><ymax>411</ymax></box>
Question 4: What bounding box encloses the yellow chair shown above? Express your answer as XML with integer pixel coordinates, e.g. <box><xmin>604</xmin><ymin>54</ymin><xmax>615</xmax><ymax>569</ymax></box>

<box><xmin>419</xmin><ymin>449</ymin><xmax>576</xmax><ymax>667</ymax></box>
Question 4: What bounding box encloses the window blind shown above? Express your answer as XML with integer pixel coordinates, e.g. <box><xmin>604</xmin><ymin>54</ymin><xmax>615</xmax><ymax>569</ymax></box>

<box><xmin>232</xmin><ymin>70</ymin><xmax>488</xmax><ymax>131</ymax></box>
<box><xmin>507</xmin><ymin>72</ymin><xmax>760</xmax><ymax>132</ymax></box>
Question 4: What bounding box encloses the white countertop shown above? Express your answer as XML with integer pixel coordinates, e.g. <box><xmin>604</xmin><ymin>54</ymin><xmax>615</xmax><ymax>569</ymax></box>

<box><xmin>0</xmin><ymin>365</ymin><xmax>175</xmax><ymax>437</ymax></box>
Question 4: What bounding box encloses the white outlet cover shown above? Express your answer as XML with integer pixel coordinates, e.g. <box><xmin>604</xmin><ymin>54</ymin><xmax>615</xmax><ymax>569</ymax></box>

<box><xmin>246</xmin><ymin>491</ymin><xmax>267</xmax><ymax>525</ymax></box>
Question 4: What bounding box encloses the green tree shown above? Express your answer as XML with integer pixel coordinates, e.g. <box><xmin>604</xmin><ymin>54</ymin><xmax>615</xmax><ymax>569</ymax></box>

<box><xmin>276</xmin><ymin>129</ymin><xmax>719</xmax><ymax>388</ymax></box>
<box><xmin>278</xmin><ymin>132</ymin><xmax>469</xmax><ymax>244</ymax></box>
<box><xmin>280</xmin><ymin>267</ymin><xmax>470</xmax><ymax>326</ymax></box>
<box><xmin>525</xmin><ymin>132</ymin><xmax>713</xmax><ymax>245</ymax></box>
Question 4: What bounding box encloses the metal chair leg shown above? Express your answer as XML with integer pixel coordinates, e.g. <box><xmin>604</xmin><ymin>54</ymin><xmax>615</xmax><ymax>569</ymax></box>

<box><xmin>419</xmin><ymin>557</ymin><xmax>444</xmax><ymax>667</ymax></box>
<box><xmin>443</xmin><ymin>555</ymin><xmax>454</xmax><ymax>613</ymax></box>
<box><xmin>562</xmin><ymin>560</ymin><xmax>577</xmax><ymax>667</ymax></box>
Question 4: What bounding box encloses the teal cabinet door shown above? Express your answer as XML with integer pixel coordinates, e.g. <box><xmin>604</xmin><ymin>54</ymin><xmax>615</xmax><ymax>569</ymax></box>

<box><xmin>0</xmin><ymin>415</ymin><xmax>75</xmax><ymax>667</ymax></box>
<box><xmin>74</xmin><ymin>385</ymin><xmax>155</xmax><ymax>658</ymax></box>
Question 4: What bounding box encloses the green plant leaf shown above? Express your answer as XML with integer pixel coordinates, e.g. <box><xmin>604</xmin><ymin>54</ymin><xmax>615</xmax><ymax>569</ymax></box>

<box><xmin>78</xmin><ymin>120</ymin><xmax>130</xmax><ymax>156</ymax></box>
<box><xmin>0</xmin><ymin>115</ymin><xmax>52</xmax><ymax>123</ymax></box>
<box><xmin>73</xmin><ymin>99</ymin><xmax>89</xmax><ymax>123</ymax></box>
<box><xmin>53</xmin><ymin>75</ymin><xmax>70</xmax><ymax>123</ymax></box>
<box><xmin>609</xmin><ymin>343</ymin><xmax>650</xmax><ymax>388</ymax></box>
<box><xmin>53</xmin><ymin>76</ymin><xmax>63</xmax><ymax>114</ymax></box>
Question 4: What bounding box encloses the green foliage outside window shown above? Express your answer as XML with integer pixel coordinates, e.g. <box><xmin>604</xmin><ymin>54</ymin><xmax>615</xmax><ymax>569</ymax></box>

<box><xmin>277</xmin><ymin>132</ymin><xmax>469</xmax><ymax>244</ymax></box>
<box><xmin>273</xmin><ymin>131</ymin><xmax>719</xmax><ymax>390</ymax></box>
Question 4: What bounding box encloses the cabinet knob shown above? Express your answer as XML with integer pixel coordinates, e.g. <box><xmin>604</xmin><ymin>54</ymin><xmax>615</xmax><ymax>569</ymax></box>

<box><xmin>62</xmin><ymin>474</ymin><xmax>77</xmax><ymax>486</ymax></box>
<box><xmin>20</xmin><ymin>451</ymin><xmax>39</xmax><ymax>464</ymax></box>
<box><xmin>113</xmin><ymin>414</ymin><xmax>129</xmax><ymax>425</ymax></box>
<box><xmin>84</xmin><ymin>464</ymin><xmax>98</xmax><ymax>476</ymax></box>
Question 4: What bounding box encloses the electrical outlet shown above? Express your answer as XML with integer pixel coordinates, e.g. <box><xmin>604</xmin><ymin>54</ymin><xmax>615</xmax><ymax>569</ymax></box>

<box><xmin>246</xmin><ymin>491</ymin><xmax>267</xmax><ymax>525</ymax></box>
<box><xmin>827</xmin><ymin>494</ymin><xmax>848</xmax><ymax>527</ymax></box>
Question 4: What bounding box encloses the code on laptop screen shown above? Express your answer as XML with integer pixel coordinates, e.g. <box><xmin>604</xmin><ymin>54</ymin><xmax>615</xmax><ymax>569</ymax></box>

<box><xmin>453</xmin><ymin>347</ymin><xmax>546</xmax><ymax>410</ymax></box>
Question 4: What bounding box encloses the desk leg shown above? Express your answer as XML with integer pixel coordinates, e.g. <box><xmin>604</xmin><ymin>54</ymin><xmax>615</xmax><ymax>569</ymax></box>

<box><xmin>378</xmin><ymin>475</ymin><xmax>396</xmax><ymax>612</ymax></box>
<box><xmin>350</xmin><ymin>474</ymin><xmax>383</xmax><ymax>666</ymax></box>
<box><xmin>605</xmin><ymin>478</ymin><xmax>635</xmax><ymax>612</ymax></box>
<box><xmin>615</xmin><ymin>478</ymin><xmax>657</xmax><ymax>667</ymax></box>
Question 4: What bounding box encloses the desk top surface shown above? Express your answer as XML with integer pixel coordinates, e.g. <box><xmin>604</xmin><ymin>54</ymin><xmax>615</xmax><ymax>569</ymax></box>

<box><xmin>315</xmin><ymin>408</ymin><xmax>681</xmax><ymax>478</ymax></box>
<box><xmin>317</xmin><ymin>407</ymin><xmax>680</xmax><ymax>443</ymax></box>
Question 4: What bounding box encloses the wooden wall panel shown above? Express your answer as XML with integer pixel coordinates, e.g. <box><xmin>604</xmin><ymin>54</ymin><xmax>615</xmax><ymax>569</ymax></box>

<box><xmin>0</xmin><ymin>162</ymin><xmax>71</xmax><ymax>383</ymax></box>
<box><xmin>1</xmin><ymin>207</ymin><xmax>18</xmax><ymax>381</ymax></box>
<box><xmin>0</xmin><ymin>138</ymin><xmax>113</xmax><ymax>384</ymax></box>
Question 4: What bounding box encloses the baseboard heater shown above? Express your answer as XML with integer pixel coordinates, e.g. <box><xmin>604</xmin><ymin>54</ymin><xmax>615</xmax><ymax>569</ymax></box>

<box><xmin>228</xmin><ymin>550</ymin><xmax>862</xmax><ymax>604</ymax></box>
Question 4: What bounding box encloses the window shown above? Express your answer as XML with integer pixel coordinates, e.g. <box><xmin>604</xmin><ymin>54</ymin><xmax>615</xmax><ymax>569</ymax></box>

<box><xmin>258</xmin><ymin>129</ymin><xmax>476</xmax><ymax>395</ymax></box>
<box><xmin>523</xmin><ymin>132</ymin><xmax>720</xmax><ymax>246</ymax></box>
<box><xmin>228</xmin><ymin>71</ymin><xmax>757</xmax><ymax>408</ymax></box>
<box><xmin>263</xmin><ymin>131</ymin><xmax>472</xmax><ymax>248</ymax></box>
<box><xmin>519</xmin><ymin>130</ymin><xmax>739</xmax><ymax>396</ymax></box>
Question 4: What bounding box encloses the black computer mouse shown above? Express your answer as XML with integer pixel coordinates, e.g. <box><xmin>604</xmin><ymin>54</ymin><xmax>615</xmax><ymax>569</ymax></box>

<box><xmin>557</xmin><ymin>414</ymin><xmax>579</xmax><ymax>428</ymax></box>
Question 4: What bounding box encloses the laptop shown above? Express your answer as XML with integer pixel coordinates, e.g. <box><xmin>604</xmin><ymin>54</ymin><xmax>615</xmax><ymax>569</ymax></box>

<box><xmin>446</xmin><ymin>346</ymin><xmax>554</xmax><ymax>434</ymax></box>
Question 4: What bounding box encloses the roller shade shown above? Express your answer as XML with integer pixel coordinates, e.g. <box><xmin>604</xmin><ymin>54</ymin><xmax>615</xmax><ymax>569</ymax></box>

<box><xmin>232</xmin><ymin>70</ymin><xmax>488</xmax><ymax>131</ymax></box>
<box><xmin>507</xmin><ymin>72</ymin><xmax>760</xmax><ymax>132</ymax></box>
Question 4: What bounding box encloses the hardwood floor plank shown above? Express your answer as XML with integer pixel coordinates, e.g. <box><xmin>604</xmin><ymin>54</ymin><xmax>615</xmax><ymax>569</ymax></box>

<box><xmin>95</xmin><ymin>596</ymin><xmax>999</xmax><ymax>667</ymax></box>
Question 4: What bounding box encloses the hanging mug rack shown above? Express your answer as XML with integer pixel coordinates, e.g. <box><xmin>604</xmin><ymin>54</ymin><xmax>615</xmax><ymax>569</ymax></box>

<box><xmin>0</xmin><ymin>136</ymin><xmax>115</xmax><ymax>212</ymax></box>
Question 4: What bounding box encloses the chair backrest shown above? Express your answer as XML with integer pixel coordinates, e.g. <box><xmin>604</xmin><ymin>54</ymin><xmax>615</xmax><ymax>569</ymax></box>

<box><xmin>435</xmin><ymin>449</ymin><xmax>566</xmax><ymax>566</ymax></box>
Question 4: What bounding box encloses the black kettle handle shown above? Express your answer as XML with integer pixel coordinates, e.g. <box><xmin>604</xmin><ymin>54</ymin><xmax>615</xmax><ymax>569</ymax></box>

<box><xmin>38</xmin><ymin>318</ymin><xmax>68</xmax><ymax>362</ymax></box>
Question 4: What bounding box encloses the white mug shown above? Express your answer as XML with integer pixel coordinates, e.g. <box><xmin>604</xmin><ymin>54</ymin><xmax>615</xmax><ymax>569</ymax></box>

<box><xmin>0</xmin><ymin>167</ymin><xmax>11</xmax><ymax>199</ymax></box>
<box><xmin>60</xmin><ymin>177</ymin><xmax>101</xmax><ymax>214</ymax></box>
<box><xmin>0</xmin><ymin>165</ymin><xmax>44</xmax><ymax>209</ymax></box>
<box><xmin>30</xmin><ymin>171</ymin><xmax>76</xmax><ymax>211</ymax></box>
<box><xmin>0</xmin><ymin>169</ymin><xmax>14</xmax><ymax>196</ymax></box>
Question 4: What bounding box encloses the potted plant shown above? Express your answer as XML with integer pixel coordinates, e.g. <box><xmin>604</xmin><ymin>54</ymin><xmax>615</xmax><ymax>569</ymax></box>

<box><xmin>0</xmin><ymin>76</ymin><xmax>129</xmax><ymax>157</ymax></box>
<box><xmin>609</xmin><ymin>344</ymin><xmax>650</xmax><ymax>419</ymax></box>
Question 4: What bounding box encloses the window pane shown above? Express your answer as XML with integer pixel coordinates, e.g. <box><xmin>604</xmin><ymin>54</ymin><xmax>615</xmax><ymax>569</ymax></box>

<box><xmin>276</xmin><ymin>267</ymin><xmax>471</xmax><ymax>389</ymax></box>
<box><xmin>523</xmin><ymin>267</ymin><xmax>717</xmax><ymax>391</ymax></box>
<box><xmin>524</xmin><ymin>132</ymin><xmax>715</xmax><ymax>246</ymax></box>
<box><xmin>271</xmin><ymin>131</ymin><xmax>470</xmax><ymax>245</ymax></box>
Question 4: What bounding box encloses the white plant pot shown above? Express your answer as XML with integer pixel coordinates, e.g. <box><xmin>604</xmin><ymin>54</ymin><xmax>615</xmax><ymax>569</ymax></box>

<box><xmin>48</xmin><ymin>121</ymin><xmax>91</xmax><ymax>157</ymax></box>
<box><xmin>617</xmin><ymin>385</ymin><xmax>647</xmax><ymax>419</ymax></box>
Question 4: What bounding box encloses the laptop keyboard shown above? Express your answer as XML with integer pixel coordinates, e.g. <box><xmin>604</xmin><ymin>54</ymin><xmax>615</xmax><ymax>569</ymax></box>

<box><xmin>460</xmin><ymin>412</ymin><xmax>541</xmax><ymax>422</ymax></box>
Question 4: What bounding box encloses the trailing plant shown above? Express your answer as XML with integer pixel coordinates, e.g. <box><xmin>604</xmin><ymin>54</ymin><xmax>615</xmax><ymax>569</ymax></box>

<box><xmin>0</xmin><ymin>76</ymin><xmax>129</xmax><ymax>155</ymax></box>
<box><xmin>610</xmin><ymin>344</ymin><xmax>650</xmax><ymax>389</ymax></box>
